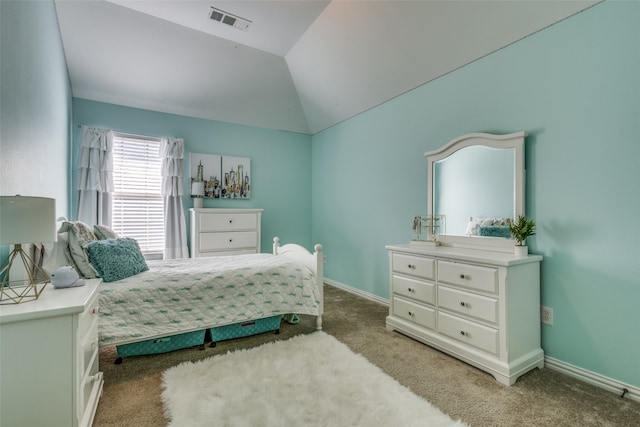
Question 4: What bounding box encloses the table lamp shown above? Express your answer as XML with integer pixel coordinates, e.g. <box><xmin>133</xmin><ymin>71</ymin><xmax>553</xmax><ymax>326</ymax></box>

<box><xmin>191</xmin><ymin>181</ymin><xmax>204</xmax><ymax>209</ymax></box>
<box><xmin>0</xmin><ymin>196</ymin><xmax>56</xmax><ymax>304</ymax></box>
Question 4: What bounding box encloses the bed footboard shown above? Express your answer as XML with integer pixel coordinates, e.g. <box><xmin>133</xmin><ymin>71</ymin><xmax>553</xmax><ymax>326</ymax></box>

<box><xmin>273</xmin><ymin>237</ymin><xmax>324</xmax><ymax>330</ymax></box>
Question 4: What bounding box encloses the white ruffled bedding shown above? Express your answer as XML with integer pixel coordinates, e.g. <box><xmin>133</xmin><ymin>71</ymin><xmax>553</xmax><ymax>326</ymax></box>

<box><xmin>98</xmin><ymin>254</ymin><xmax>320</xmax><ymax>346</ymax></box>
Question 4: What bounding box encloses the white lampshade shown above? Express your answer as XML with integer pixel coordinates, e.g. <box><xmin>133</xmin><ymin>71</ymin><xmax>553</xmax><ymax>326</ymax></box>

<box><xmin>191</xmin><ymin>181</ymin><xmax>205</xmax><ymax>198</ymax></box>
<box><xmin>0</xmin><ymin>196</ymin><xmax>57</xmax><ymax>245</ymax></box>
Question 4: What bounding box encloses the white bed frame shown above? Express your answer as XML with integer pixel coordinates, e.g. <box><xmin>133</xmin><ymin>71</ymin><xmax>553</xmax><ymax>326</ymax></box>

<box><xmin>273</xmin><ymin>237</ymin><xmax>324</xmax><ymax>330</ymax></box>
<box><xmin>108</xmin><ymin>237</ymin><xmax>325</xmax><ymax>363</ymax></box>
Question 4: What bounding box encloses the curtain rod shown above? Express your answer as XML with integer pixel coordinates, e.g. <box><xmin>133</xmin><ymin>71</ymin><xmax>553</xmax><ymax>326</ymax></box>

<box><xmin>76</xmin><ymin>125</ymin><xmax>167</xmax><ymax>141</ymax></box>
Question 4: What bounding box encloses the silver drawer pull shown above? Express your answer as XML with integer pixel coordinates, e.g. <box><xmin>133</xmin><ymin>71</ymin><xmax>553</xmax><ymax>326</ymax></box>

<box><xmin>408</xmin><ymin>264</ymin><xmax>416</xmax><ymax>269</ymax></box>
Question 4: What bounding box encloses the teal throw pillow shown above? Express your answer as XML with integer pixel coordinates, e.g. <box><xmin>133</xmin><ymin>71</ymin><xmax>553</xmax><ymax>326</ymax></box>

<box><xmin>478</xmin><ymin>226</ymin><xmax>512</xmax><ymax>238</ymax></box>
<box><xmin>87</xmin><ymin>238</ymin><xmax>149</xmax><ymax>282</ymax></box>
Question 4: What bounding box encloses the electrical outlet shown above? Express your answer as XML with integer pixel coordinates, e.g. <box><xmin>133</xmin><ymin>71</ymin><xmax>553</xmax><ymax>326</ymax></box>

<box><xmin>541</xmin><ymin>306</ymin><xmax>553</xmax><ymax>325</ymax></box>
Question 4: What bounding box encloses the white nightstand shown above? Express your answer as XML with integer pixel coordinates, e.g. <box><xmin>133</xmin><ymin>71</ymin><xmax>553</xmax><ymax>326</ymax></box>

<box><xmin>0</xmin><ymin>279</ymin><xmax>103</xmax><ymax>427</ymax></box>
<box><xmin>189</xmin><ymin>208</ymin><xmax>262</xmax><ymax>257</ymax></box>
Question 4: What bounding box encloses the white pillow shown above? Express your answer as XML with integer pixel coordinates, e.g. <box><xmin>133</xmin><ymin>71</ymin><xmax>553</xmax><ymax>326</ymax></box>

<box><xmin>465</xmin><ymin>217</ymin><xmax>482</xmax><ymax>236</ymax></box>
<box><xmin>41</xmin><ymin>232</ymin><xmax>72</xmax><ymax>276</ymax></box>
<box><xmin>93</xmin><ymin>224</ymin><xmax>118</xmax><ymax>240</ymax></box>
<box><xmin>58</xmin><ymin>221</ymin><xmax>99</xmax><ymax>278</ymax></box>
<box><xmin>480</xmin><ymin>218</ymin><xmax>495</xmax><ymax>227</ymax></box>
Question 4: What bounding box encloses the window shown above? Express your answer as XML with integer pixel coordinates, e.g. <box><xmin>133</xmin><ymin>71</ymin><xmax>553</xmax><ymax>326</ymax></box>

<box><xmin>111</xmin><ymin>133</ymin><xmax>164</xmax><ymax>258</ymax></box>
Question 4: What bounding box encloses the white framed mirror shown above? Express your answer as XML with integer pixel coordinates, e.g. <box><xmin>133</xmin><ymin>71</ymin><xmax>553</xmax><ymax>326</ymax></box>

<box><xmin>425</xmin><ymin>132</ymin><xmax>526</xmax><ymax>252</ymax></box>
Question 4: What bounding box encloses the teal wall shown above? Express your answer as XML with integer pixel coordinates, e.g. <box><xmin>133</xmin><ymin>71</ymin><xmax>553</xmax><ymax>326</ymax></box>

<box><xmin>0</xmin><ymin>1</ymin><xmax>72</xmax><ymax>261</ymax></box>
<box><xmin>0</xmin><ymin>0</ymin><xmax>71</xmax><ymax>216</ymax></box>
<box><xmin>312</xmin><ymin>1</ymin><xmax>640</xmax><ymax>388</ymax></box>
<box><xmin>71</xmin><ymin>99</ymin><xmax>313</xmax><ymax>253</ymax></box>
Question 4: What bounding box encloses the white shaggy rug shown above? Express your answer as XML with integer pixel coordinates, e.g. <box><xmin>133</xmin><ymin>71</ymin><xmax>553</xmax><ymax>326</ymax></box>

<box><xmin>161</xmin><ymin>332</ymin><xmax>467</xmax><ymax>427</ymax></box>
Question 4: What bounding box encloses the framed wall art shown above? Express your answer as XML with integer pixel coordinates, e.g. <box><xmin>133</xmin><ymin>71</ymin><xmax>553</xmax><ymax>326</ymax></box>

<box><xmin>190</xmin><ymin>153</ymin><xmax>222</xmax><ymax>198</ymax></box>
<box><xmin>189</xmin><ymin>153</ymin><xmax>251</xmax><ymax>199</ymax></box>
<box><xmin>221</xmin><ymin>156</ymin><xmax>251</xmax><ymax>199</ymax></box>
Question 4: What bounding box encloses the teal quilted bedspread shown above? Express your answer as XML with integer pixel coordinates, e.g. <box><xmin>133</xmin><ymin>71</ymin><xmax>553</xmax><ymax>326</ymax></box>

<box><xmin>98</xmin><ymin>254</ymin><xmax>320</xmax><ymax>346</ymax></box>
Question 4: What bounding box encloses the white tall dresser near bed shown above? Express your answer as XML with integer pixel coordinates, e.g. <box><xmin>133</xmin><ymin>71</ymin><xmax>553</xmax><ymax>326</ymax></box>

<box><xmin>0</xmin><ymin>279</ymin><xmax>103</xmax><ymax>427</ymax></box>
<box><xmin>189</xmin><ymin>208</ymin><xmax>262</xmax><ymax>257</ymax></box>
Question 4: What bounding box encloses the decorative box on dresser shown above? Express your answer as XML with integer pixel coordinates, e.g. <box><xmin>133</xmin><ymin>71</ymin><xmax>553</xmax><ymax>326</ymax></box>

<box><xmin>189</xmin><ymin>208</ymin><xmax>262</xmax><ymax>257</ymax></box>
<box><xmin>385</xmin><ymin>244</ymin><xmax>543</xmax><ymax>385</ymax></box>
<box><xmin>0</xmin><ymin>279</ymin><xmax>103</xmax><ymax>427</ymax></box>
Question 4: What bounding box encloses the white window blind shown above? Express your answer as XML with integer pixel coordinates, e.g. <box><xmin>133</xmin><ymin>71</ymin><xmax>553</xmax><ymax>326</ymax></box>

<box><xmin>111</xmin><ymin>133</ymin><xmax>164</xmax><ymax>257</ymax></box>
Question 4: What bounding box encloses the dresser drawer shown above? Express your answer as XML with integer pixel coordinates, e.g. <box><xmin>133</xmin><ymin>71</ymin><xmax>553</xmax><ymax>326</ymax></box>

<box><xmin>392</xmin><ymin>275</ymin><xmax>435</xmax><ymax>305</ymax></box>
<box><xmin>199</xmin><ymin>231</ymin><xmax>258</xmax><ymax>252</ymax></box>
<box><xmin>80</xmin><ymin>318</ymin><xmax>99</xmax><ymax>377</ymax></box>
<box><xmin>80</xmin><ymin>356</ymin><xmax>102</xmax><ymax>424</ymax></box>
<box><xmin>437</xmin><ymin>260</ymin><xmax>498</xmax><ymax>294</ymax></box>
<box><xmin>78</xmin><ymin>294</ymin><xmax>99</xmax><ymax>341</ymax></box>
<box><xmin>438</xmin><ymin>312</ymin><xmax>498</xmax><ymax>356</ymax></box>
<box><xmin>199</xmin><ymin>212</ymin><xmax>258</xmax><ymax>232</ymax></box>
<box><xmin>393</xmin><ymin>296</ymin><xmax>436</xmax><ymax>330</ymax></box>
<box><xmin>438</xmin><ymin>285</ymin><xmax>498</xmax><ymax>324</ymax></box>
<box><xmin>392</xmin><ymin>253</ymin><xmax>435</xmax><ymax>280</ymax></box>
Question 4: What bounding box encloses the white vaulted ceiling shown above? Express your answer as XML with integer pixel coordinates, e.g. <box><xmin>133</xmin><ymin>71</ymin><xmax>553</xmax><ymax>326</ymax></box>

<box><xmin>55</xmin><ymin>0</ymin><xmax>599</xmax><ymax>134</ymax></box>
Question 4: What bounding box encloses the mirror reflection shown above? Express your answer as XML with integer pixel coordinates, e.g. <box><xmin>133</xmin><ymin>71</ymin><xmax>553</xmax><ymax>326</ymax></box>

<box><xmin>426</xmin><ymin>132</ymin><xmax>525</xmax><ymax>250</ymax></box>
<box><xmin>434</xmin><ymin>146</ymin><xmax>515</xmax><ymax>237</ymax></box>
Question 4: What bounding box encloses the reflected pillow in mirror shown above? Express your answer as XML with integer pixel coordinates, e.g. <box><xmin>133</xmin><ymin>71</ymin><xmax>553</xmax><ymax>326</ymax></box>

<box><xmin>466</xmin><ymin>217</ymin><xmax>512</xmax><ymax>236</ymax></box>
<box><xmin>478</xmin><ymin>226</ymin><xmax>512</xmax><ymax>238</ymax></box>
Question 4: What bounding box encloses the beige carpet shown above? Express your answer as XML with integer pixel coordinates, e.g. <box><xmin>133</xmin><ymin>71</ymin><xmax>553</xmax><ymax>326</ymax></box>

<box><xmin>95</xmin><ymin>284</ymin><xmax>640</xmax><ymax>426</ymax></box>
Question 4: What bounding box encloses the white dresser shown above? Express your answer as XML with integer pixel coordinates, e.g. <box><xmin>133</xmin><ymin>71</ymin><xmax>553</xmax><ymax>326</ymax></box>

<box><xmin>189</xmin><ymin>208</ymin><xmax>262</xmax><ymax>257</ymax></box>
<box><xmin>0</xmin><ymin>279</ymin><xmax>103</xmax><ymax>427</ymax></box>
<box><xmin>386</xmin><ymin>244</ymin><xmax>543</xmax><ymax>385</ymax></box>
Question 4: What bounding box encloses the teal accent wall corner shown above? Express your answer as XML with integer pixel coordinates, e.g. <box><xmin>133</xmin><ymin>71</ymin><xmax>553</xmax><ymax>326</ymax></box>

<box><xmin>0</xmin><ymin>0</ymin><xmax>71</xmax><ymax>217</ymax></box>
<box><xmin>311</xmin><ymin>1</ymin><xmax>640</xmax><ymax>388</ymax></box>
<box><xmin>71</xmin><ymin>99</ymin><xmax>313</xmax><ymax>253</ymax></box>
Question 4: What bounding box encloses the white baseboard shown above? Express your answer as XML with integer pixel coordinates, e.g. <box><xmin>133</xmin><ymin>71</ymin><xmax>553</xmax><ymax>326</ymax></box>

<box><xmin>324</xmin><ymin>278</ymin><xmax>639</xmax><ymax>403</ymax></box>
<box><xmin>324</xmin><ymin>278</ymin><xmax>389</xmax><ymax>306</ymax></box>
<box><xmin>544</xmin><ymin>356</ymin><xmax>639</xmax><ymax>402</ymax></box>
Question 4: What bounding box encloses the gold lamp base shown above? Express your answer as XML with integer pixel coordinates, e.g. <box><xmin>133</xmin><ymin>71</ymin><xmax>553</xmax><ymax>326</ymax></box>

<box><xmin>0</xmin><ymin>244</ymin><xmax>49</xmax><ymax>304</ymax></box>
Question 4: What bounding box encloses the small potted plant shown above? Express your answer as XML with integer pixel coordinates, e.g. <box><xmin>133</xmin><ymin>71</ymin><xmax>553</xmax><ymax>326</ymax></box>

<box><xmin>509</xmin><ymin>215</ymin><xmax>536</xmax><ymax>255</ymax></box>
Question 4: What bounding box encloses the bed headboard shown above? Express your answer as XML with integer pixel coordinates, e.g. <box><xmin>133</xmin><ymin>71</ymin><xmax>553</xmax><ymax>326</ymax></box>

<box><xmin>272</xmin><ymin>237</ymin><xmax>323</xmax><ymax>279</ymax></box>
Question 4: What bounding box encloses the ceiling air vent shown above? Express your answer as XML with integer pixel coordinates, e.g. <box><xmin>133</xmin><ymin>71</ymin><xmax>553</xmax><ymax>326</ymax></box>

<box><xmin>208</xmin><ymin>7</ymin><xmax>252</xmax><ymax>31</ymax></box>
